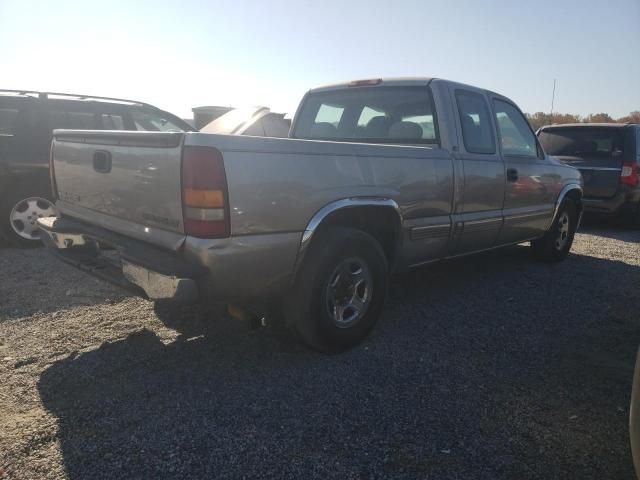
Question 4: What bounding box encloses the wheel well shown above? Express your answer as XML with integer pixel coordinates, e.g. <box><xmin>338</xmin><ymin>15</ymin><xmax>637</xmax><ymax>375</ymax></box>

<box><xmin>565</xmin><ymin>188</ymin><xmax>583</xmax><ymax>212</ymax></box>
<box><xmin>314</xmin><ymin>206</ymin><xmax>401</xmax><ymax>268</ymax></box>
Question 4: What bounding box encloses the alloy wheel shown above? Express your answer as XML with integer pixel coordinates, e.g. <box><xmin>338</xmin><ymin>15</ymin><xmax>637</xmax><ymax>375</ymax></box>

<box><xmin>325</xmin><ymin>257</ymin><xmax>373</xmax><ymax>328</ymax></box>
<box><xmin>10</xmin><ymin>197</ymin><xmax>57</xmax><ymax>241</ymax></box>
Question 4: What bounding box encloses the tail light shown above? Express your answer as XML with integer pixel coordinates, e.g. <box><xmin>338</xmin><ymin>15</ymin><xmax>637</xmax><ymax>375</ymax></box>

<box><xmin>49</xmin><ymin>142</ymin><xmax>58</xmax><ymax>200</ymax></box>
<box><xmin>620</xmin><ymin>161</ymin><xmax>639</xmax><ymax>187</ymax></box>
<box><xmin>181</xmin><ymin>146</ymin><xmax>230</xmax><ymax>238</ymax></box>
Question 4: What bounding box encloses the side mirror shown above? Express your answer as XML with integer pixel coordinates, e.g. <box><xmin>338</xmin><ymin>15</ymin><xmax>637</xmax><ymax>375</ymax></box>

<box><xmin>613</xmin><ymin>149</ymin><xmax>623</xmax><ymax>157</ymax></box>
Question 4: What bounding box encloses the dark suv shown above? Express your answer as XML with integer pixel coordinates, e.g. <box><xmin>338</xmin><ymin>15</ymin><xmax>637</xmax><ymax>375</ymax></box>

<box><xmin>0</xmin><ymin>90</ymin><xmax>193</xmax><ymax>246</ymax></box>
<box><xmin>538</xmin><ymin>123</ymin><xmax>640</xmax><ymax>224</ymax></box>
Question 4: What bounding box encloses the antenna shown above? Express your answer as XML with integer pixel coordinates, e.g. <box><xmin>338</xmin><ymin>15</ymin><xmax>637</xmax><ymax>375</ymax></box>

<box><xmin>550</xmin><ymin>79</ymin><xmax>556</xmax><ymax>118</ymax></box>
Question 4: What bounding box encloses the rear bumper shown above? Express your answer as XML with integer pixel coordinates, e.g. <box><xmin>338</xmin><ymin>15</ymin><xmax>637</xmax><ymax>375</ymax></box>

<box><xmin>37</xmin><ymin>216</ymin><xmax>204</xmax><ymax>301</ymax></box>
<box><xmin>582</xmin><ymin>189</ymin><xmax>640</xmax><ymax>216</ymax></box>
<box><xmin>38</xmin><ymin>215</ymin><xmax>303</xmax><ymax>303</ymax></box>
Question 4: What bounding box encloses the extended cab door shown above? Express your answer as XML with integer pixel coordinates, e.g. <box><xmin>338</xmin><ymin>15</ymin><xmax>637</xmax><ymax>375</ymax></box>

<box><xmin>491</xmin><ymin>98</ymin><xmax>557</xmax><ymax>244</ymax></box>
<box><xmin>448</xmin><ymin>86</ymin><xmax>505</xmax><ymax>254</ymax></box>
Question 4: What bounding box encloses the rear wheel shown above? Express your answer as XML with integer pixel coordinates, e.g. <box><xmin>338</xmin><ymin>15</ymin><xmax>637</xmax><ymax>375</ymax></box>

<box><xmin>284</xmin><ymin>227</ymin><xmax>388</xmax><ymax>353</ymax></box>
<box><xmin>1</xmin><ymin>192</ymin><xmax>57</xmax><ymax>247</ymax></box>
<box><xmin>531</xmin><ymin>200</ymin><xmax>578</xmax><ymax>262</ymax></box>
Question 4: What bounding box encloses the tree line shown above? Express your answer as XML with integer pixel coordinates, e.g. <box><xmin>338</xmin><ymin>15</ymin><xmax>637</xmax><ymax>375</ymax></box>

<box><xmin>525</xmin><ymin>111</ymin><xmax>640</xmax><ymax>131</ymax></box>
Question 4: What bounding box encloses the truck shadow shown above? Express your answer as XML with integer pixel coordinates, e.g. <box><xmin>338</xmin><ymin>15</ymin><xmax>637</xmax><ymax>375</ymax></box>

<box><xmin>0</xmin><ymin>247</ymin><xmax>128</xmax><ymax>321</ymax></box>
<box><xmin>37</xmin><ymin>246</ymin><xmax>640</xmax><ymax>479</ymax></box>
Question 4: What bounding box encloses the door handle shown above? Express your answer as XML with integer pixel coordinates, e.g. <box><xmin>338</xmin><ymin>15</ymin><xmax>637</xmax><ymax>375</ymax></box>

<box><xmin>507</xmin><ymin>168</ymin><xmax>518</xmax><ymax>182</ymax></box>
<box><xmin>93</xmin><ymin>150</ymin><xmax>112</xmax><ymax>173</ymax></box>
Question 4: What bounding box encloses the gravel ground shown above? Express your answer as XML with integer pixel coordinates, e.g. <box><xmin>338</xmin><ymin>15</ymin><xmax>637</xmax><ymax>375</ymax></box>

<box><xmin>0</xmin><ymin>224</ymin><xmax>639</xmax><ymax>479</ymax></box>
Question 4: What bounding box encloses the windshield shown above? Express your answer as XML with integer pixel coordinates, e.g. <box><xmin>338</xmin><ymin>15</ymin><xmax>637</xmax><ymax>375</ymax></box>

<box><xmin>538</xmin><ymin>128</ymin><xmax>625</xmax><ymax>157</ymax></box>
<box><xmin>292</xmin><ymin>86</ymin><xmax>438</xmax><ymax>144</ymax></box>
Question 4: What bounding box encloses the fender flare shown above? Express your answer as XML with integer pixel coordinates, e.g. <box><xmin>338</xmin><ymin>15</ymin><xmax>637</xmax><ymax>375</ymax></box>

<box><xmin>291</xmin><ymin>197</ymin><xmax>402</xmax><ymax>284</ymax></box>
<box><xmin>552</xmin><ymin>183</ymin><xmax>583</xmax><ymax>225</ymax></box>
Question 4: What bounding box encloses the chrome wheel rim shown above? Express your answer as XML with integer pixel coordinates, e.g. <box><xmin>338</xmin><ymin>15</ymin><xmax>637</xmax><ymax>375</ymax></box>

<box><xmin>9</xmin><ymin>197</ymin><xmax>57</xmax><ymax>241</ymax></box>
<box><xmin>325</xmin><ymin>257</ymin><xmax>372</xmax><ymax>328</ymax></box>
<box><xmin>555</xmin><ymin>211</ymin><xmax>570</xmax><ymax>250</ymax></box>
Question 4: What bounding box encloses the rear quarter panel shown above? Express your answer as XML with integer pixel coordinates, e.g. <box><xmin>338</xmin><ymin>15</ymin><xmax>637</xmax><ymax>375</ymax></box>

<box><xmin>184</xmin><ymin>133</ymin><xmax>455</xmax><ymax>267</ymax></box>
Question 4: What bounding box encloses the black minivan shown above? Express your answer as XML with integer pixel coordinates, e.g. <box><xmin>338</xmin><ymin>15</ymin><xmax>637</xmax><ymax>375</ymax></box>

<box><xmin>538</xmin><ymin>123</ymin><xmax>640</xmax><ymax>224</ymax></box>
<box><xmin>0</xmin><ymin>90</ymin><xmax>193</xmax><ymax>246</ymax></box>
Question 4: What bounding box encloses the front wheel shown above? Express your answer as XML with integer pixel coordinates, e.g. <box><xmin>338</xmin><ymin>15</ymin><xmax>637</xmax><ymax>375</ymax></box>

<box><xmin>284</xmin><ymin>227</ymin><xmax>388</xmax><ymax>353</ymax></box>
<box><xmin>531</xmin><ymin>200</ymin><xmax>578</xmax><ymax>262</ymax></box>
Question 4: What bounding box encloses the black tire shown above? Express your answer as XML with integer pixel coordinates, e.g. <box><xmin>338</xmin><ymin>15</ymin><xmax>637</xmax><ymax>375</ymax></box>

<box><xmin>531</xmin><ymin>200</ymin><xmax>578</xmax><ymax>262</ymax></box>
<box><xmin>0</xmin><ymin>189</ymin><xmax>57</xmax><ymax>248</ymax></box>
<box><xmin>284</xmin><ymin>227</ymin><xmax>388</xmax><ymax>353</ymax></box>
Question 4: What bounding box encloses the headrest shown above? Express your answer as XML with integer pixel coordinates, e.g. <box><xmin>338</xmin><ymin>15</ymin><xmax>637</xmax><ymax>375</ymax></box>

<box><xmin>388</xmin><ymin>121</ymin><xmax>423</xmax><ymax>139</ymax></box>
<box><xmin>582</xmin><ymin>140</ymin><xmax>598</xmax><ymax>153</ymax></box>
<box><xmin>365</xmin><ymin>116</ymin><xmax>392</xmax><ymax>137</ymax></box>
<box><xmin>462</xmin><ymin>114</ymin><xmax>478</xmax><ymax>131</ymax></box>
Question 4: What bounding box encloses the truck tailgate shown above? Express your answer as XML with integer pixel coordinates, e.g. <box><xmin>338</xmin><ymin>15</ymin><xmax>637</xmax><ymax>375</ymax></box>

<box><xmin>52</xmin><ymin>130</ymin><xmax>186</xmax><ymax>245</ymax></box>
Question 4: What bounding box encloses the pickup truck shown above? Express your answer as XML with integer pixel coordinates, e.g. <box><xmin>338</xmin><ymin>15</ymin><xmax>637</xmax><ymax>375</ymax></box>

<box><xmin>38</xmin><ymin>78</ymin><xmax>583</xmax><ymax>352</ymax></box>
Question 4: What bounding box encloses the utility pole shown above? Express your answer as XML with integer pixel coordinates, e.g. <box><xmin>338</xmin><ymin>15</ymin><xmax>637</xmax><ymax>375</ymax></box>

<box><xmin>550</xmin><ymin>79</ymin><xmax>556</xmax><ymax>120</ymax></box>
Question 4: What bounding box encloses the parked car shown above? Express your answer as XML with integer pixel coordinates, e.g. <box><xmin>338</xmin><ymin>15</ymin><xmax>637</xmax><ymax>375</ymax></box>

<box><xmin>537</xmin><ymin>123</ymin><xmax>640</xmax><ymax>224</ymax></box>
<box><xmin>201</xmin><ymin>106</ymin><xmax>290</xmax><ymax>137</ymax></box>
<box><xmin>0</xmin><ymin>90</ymin><xmax>194</xmax><ymax>246</ymax></box>
<box><xmin>37</xmin><ymin>77</ymin><xmax>583</xmax><ymax>352</ymax></box>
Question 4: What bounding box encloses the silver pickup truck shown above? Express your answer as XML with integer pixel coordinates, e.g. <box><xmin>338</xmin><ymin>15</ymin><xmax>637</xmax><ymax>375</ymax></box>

<box><xmin>38</xmin><ymin>78</ymin><xmax>583</xmax><ymax>352</ymax></box>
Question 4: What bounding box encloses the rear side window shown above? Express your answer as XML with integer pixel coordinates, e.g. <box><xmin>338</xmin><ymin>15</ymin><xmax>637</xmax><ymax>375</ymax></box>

<box><xmin>293</xmin><ymin>86</ymin><xmax>438</xmax><ymax>144</ymax></box>
<box><xmin>49</xmin><ymin>109</ymin><xmax>96</xmax><ymax>130</ymax></box>
<box><xmin>0</xmin><ymin>98</ymin><xmax>38</xmax><ymax>138</ymax></box>
<box><xmin>132</xmin><ymin>110</ymin><xmax>185</xmax><ymax>132</ymax></box>
<box><xmin>636</xmin><ymin>128</ymin><xmax>640</xmax><ymax>160</ymax></box>
<box><xmin>100</xmin><ymin>113</ymin><xmax>125</xmax><ymax>130</ymax></box>
<box><xmin>493</xmin><ymin>100</ymin><xmax>537</xmax><ymax>157</ymax></box>
<box><xmin>455</xmin><ymin>90</ymin><xmax>495</xmax><ymax>154</ymax></box>
<box><xmin>538</xmin><ymin>128</ymin><xmax>625</xmax><ymax>158</ymax></box>
<box><xmin>0</xmin><ymin>106</ymin><xmax>19</xmax><ymax>136</ymax></box>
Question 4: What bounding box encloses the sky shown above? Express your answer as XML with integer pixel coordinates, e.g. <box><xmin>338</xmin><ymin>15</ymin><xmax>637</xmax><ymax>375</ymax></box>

<box><xmin>1</xmin><ymin>0</ymin><xmax>639</xmax><ymax>119</ymax></box>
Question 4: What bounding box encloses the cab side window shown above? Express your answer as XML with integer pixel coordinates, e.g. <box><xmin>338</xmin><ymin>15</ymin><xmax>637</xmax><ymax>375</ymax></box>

<box><xmin>455</xmin><ymin>90</ymin><xmax>496</xmax><ymax>154</ymax></box>
<box><xmin>493</xmin><ymin>100</ymin><xmax>538</xmax><ymax>157</ymax></box>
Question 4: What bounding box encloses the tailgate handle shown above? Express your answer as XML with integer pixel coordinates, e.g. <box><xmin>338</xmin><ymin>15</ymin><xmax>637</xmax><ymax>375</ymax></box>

<box><xmin>93</xmin><ymin>150</ymin><xmax>112</xmax><ymax>173</ymax></box>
